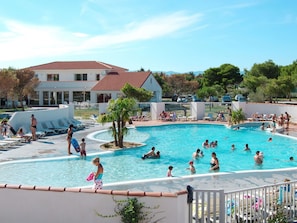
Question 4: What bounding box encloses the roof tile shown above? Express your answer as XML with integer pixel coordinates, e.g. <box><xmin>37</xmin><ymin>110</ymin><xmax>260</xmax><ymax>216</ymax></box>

<box><xmin>27</xmin><ymin>61</ymin><xmax>128</xmax><ymax>71</ymax></box>
<box><xmin>92</xmin><ymin>71</ymin><xmax>151</xmax><ymax>91</ymax></box>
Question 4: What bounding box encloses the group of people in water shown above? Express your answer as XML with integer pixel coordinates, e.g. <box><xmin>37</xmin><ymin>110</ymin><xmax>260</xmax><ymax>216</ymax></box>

<box><xmin>165</xmin><ymin>136</ymin><xmax>273</xmax><ymax>177</ymax></box>
<box><xmin>142</xmin><ymin>147</ymin><xmax>161</xmax><ymax>159</ymax></box>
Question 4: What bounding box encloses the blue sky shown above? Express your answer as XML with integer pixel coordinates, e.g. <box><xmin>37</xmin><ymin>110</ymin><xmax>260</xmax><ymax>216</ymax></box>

<box><xmin>0</xmin><ymin>0</ymin><xmax>296</xmax><ymax>72</ymax></box>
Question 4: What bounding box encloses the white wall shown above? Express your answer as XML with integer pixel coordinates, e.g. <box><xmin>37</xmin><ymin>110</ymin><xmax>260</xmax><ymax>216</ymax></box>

<box><xmin>191</xmin><ymin>102</ymin><xmax>205</xmax><ymax>120</ymax></box>
<box><xmin>35</xmin><ymin>69</ymin><xmax>108</xmax><ymax>81</ymax></box>
<box><xmin>148</xmin><ymin>102</ymin><xmax>297</xmax><ymax>122</ymax></box>
<box><xmin>234</xmin><ymin>102</ymin><xmax>297</xmax><ymax>123</ymax></box>
<box><xmin>151</xmin><ymin>102</ymin><xmax>165</xmax><ymax>120</ymax></box>
<box><xmin>142</xmin><ymin>74</ymin><xmax>162</xmax><ymax>102</ymax></box>
<box><xmin>8</xmin><ymin>105</ymin><xmax>73</xmax><ymax>133</ymax></box>
<box><xmin>0</xmin><ymin>187</ymin><xmax>188</xmax><ymax>223</ymax></box>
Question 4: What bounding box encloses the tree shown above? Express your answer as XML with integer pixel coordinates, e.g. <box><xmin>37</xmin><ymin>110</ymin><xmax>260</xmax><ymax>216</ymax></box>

<box><xmin>99</xmin><ymin>97</ymin><xmax>136</xmax><ymax>148</ymax></box>
<box><xmin>0</xmin><ymin>68</ymin><xmax>17</xmax><ymax>102</ymax></box>
<box><xmin>13</xmin><ymin>69</ymin><xmax>39</xmax><ymax>110</ymax></box>
<box><xmin>202</xmin><ymin>64</ymin><xmax>242</xmax><ymax>93</ymax></box>
<box><xmin>243</xmin><ymin>74</ymin><xmax>269</xmax><ymax>93</ymax></box>
<box><xmin>197</xmin><ymin>85</ymin><xmax>224</xmax><ymax>99</ymax></box>
<box><xmin>121</xmin><ymin>83</ymin><xmax>153</xmax><ymax>102</ymax></box>
<box><xmin>231</xmin><ymin>108</ymin><xmax>245</xmax><ymax>124</ymax></box>
<box><xmin>248</xmin><ymin>60</ymin><xmax>280</xmax><ymax>79</ymax></box>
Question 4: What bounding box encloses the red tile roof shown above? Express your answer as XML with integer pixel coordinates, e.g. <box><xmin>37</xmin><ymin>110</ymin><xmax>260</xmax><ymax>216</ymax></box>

<box><xmin>27</xmin><ymin>61</ymin><xmax>128</xmax><ymax>71</ymax></box>
<box><xmin>92</xmin><ymin>71</ymin><xmax>151</xmax><ymax>91</ymax></box>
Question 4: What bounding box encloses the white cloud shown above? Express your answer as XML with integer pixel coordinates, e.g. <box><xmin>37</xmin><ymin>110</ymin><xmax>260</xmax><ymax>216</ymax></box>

<box><xmin>0</xmin><ymin>11</ymin><xmax>202</xmax><ymax>62</ymax></box>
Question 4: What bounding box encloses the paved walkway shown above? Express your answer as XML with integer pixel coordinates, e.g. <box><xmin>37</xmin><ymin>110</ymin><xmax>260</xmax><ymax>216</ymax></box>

<box><xmin>0</xmin><ymin>122</ymin><xmax>109</xmax><ymax>162</ymax></box>
<box><xmin>1</xmin><ymin>119</ymin><xmax>297</xmax><ymax>192</ymax></box>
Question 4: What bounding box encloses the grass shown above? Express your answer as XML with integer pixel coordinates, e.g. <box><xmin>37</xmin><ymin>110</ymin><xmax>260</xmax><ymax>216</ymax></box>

<box><xmin>74</xmin><ymin>108</ymin><xmax>99</xmax><ymax>119</ymax></box>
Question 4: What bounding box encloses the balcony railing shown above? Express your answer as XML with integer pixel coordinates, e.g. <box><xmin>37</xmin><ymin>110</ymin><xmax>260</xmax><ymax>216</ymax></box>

<box><xmin>189</xmin><ymin>180</ymin><xmax>297</xmax><ymax>223</ymax></box>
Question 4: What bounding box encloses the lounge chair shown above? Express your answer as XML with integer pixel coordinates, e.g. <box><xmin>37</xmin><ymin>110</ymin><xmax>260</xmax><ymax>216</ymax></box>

<box><xmin>203</xmin><ymin>113</ymin><xmax>214</xmax><ymax>121</ymax></box>
<box><xmin>38</xmin><ymin>122</ymin><xmax>57</xmax><ymax>136</ymax></box>
<box><xmin>67</xmin><ymin>118</ymin><xmax>85</xmax><ymax>130</ymax></box>
<box><xmin>0</xmin><ymin>137</ymin><xmax>21</xmax><ymax>149</ymax></box>
<box><xmin>48</xmin><ymin>121</ymin><xmax>67</xmax><ymax>134</ymax></box>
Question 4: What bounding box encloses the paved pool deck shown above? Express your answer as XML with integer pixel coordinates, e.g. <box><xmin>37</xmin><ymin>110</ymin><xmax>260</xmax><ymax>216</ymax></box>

<box><xmin>1</xmin><ymin>119</ymin><xmax>297</xmax><ymax>192</ymax></box>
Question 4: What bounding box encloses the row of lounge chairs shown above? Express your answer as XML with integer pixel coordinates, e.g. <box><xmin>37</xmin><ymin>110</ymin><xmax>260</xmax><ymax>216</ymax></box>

<box><xmin>20</xmin><ymin>118</ymin><xmax>85</xmax><ymax>137</ymax></box>
<box><xmin>0</xmin><ymin>134</ymin><xmax>26</xmax><ymax>150</ymax></box>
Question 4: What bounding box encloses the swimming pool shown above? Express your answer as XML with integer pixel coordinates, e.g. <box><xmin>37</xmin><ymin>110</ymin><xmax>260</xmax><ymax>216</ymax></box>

<box><xmin>0</xmin><ymin>123</ymin><xmax>297</xmax><ymax>188</ymax></box>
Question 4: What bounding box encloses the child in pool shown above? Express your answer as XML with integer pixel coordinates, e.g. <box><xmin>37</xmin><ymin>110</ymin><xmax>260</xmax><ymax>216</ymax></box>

<box><xmin>187</xmin><ymin>161</ymin><xmax>196</xmax><ymax>174</ymax></box>
<box><xmin>167</xmin><ymin>165</ymin><xmax>173</xmax><ymax>177</ymax></box>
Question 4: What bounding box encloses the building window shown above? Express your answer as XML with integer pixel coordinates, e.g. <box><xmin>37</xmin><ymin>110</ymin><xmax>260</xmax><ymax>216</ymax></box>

<box><xmin>64</xmin><ymin>91</ymin><xmax>69</xmax><ymax>104</ymax></box>
<box><xmin>43</xmin><ymin>91</ymin><xmax>49</xmax><ymax>105</ymax></box>
<box><xmin>96</xmin><ymin>74</ymin><xmax>100</xmax><ymax>81</ymax></box>
<box><xmin>73</xmin><ymin>91</ymin><xmax>90</xmax><ymax>102</ymax></box>
<box><xmin>75</xmin><ymin>73</ymin><xmax>88</xmax><ymax>81</ymax></box>
<box><xmin>47</xmin><ymin>74</ymin><xmax>59</xmax><ymax>81</ymax></box>
<box><xmin>83</xmin><ymin>73</ymin><xmax>87</xmax><ymax>80</ymax></box>
<box><xmin>97</xmin><ymin>93</ymin><xmax>111</xmax><ymax>103</ymax></box>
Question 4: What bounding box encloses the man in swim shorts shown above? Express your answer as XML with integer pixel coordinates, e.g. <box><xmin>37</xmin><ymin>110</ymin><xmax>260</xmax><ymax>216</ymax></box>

<box><xmin>30</xmin><ymin>114</ymin><xmax>37</xmax><ymax>141</ymax></box>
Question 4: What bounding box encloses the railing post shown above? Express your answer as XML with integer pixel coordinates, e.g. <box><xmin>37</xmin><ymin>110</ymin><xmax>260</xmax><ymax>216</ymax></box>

<box><xmin>218</xmin><ymin>190</ymin><xmax>225</xmax><ymax>222</ymax></box>
<box><xmin>187</xmin><ymin>185</ymin><xmax>194</xmax><ymax>223</ymax></box>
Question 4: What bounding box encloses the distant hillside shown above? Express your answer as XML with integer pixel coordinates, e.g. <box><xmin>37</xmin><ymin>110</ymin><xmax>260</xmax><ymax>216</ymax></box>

<box><xmin>153</xmin><ymin>70</ymin><xmax>244</xmax><ymax>75</ymax></box>
<box><xmin>153</xmin><ymin>71</ymin><xmax>204</xmax><ymax>75</ymax></box>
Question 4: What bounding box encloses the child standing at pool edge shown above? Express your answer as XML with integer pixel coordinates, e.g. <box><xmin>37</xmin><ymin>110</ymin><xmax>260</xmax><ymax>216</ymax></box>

<box><xmin>93</xmin><ymin>157</ymin><xmax>104</xmax><ymax>190</ymax></box>
<box><xmin>80</xmin><ymin>138</ymin><xmax>86</xmax><ymax>157</ymax></box>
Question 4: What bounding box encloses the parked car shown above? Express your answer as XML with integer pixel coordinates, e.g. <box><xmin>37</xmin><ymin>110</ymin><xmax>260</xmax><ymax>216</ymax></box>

<box><xmin>171</xmin><ymin>94</ymin><xmax>178</xmax><ymax>102</ymax></box>
<box><xmin>187</xmin><ymin>95</ymin><xmax>204</xmax><ymax>102</ymax></box>
<box><xmin>221</xmin><ymin>95</ymin><xmax>232</xmax><ymax>105</ymax></box>
<box><xmin>209</xmin><ymin>96</ymin><xmax>219</xmax><ymax>102</ymax></box>
<box><xmin>234</xmin><ymin>94</ymin><xmax>247</xmax><ymax>102</ymax></box>
<box><xmin>177</xmin><ymin>96</ymin><xmax>188</xmax><ymax>103</ymax></box>
<box><xmin>0</xmin><ymin>113</ymin><xmax>11</xmax><ymax>120</ymax></box>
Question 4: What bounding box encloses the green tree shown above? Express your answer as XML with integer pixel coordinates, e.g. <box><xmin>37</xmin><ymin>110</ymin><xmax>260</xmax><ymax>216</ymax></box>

<box><xmin>13</xmin><ymin>69</ymin><xmax>39</xmax><ymax>110</ymax></box>
<box><xmin>202</xmin><ymin>64</ymin><xmax>242</xmax><ymax>93</ymax></box>
<box><xmin>218</xmin><ymin>64</ymin><xmax>242</xmax><ymax>92</ymax></box>
<box><xmin>99</xmin><ymin>98</ymin><xmax>136</xmax><ymax>148</ymax></box>
<box><xmin>243</xmin><ymin>74</ymin><xmax>269</xmax><ymax>93</ymax></box>
<box><xmin>0</xmin><ymin>68</ymin><xmax>17</xmax><ymax>102</ymax></box>
<box><xmin>121</xmin><ymin>83</ymin><xmax>153</xmax><ymax>102</ymax></box>
<box><xmin>197</xmin><ymin>85</ymin><xmax>224</xmax><ymax>99</ymax></box>
<box><xmin>262</xmin><ymin>79</ymin><xmax>279</xmax><ymax>103</ymax></box>
<box><xmin>248</xmin><ymin>60</ymin><xmax>280</xmax><ymax>79</ymax></box>
<box><xmin>231</xmin><ymin>108</ymin><xmax>245</xmax><ymax>124</ymax></box>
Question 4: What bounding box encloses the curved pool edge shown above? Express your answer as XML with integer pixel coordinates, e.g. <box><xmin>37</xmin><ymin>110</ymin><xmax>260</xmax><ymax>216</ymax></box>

<box><xmin>101</xmin><ymin>167</ymin><xmax>297</xmax><ymax>192</ymax></box>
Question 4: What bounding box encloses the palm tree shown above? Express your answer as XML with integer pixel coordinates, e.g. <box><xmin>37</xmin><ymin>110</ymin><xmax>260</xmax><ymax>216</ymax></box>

<box><xmin>99</xmin><ymin>97</ymin><xmax>136</xmax><ymax>148</ymax></box>
<box><xmin>231</xmin><ymin>108</ymin><xmax>246</xmax><ymax>124</ymax></box>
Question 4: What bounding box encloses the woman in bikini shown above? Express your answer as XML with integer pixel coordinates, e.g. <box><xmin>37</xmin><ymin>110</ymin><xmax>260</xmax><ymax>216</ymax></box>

<box><xmin>210</xmin><ymin>152</ymin><xmax>219</xmax><ymax>171</ymax></box>
<box><xmin>66</xmin><ymin>124</ymin><xmax>74</xmax><ymax>155</ymax></box>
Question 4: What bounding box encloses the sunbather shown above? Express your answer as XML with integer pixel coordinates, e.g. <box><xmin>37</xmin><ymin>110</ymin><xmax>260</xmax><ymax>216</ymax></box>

<box><xmin>17</xmin><ymin>128</ymin><xmax>31</xmax><ymax>142</ymax></box>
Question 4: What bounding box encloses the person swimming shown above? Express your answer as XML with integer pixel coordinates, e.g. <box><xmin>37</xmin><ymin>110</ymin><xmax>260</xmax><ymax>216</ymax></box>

<box><xmin>192</xmin><ymin>148</ymin><xmax>203</xmax><ymax>159</ymax></box>
<box><xmin>142</xmin><ymin>147</ymin><xmax>156</xmax><ymax>159</ymax></box>
<box><xmin>202</xmin><ymin>139</ymin><xmax>210</xmax><ymax>148</ymax></box>
<box><xmin>254</xmin><ymin>151</ymin><xmax>263</xmax><ymax>165</ymax></box>
<box><xmin>187</xmin><ymin>161</ymin><xmax>196</xmax><ymax>174</ymax></box>
<box><xmin>231</xmin><ymin>144</ymin><xmax>236</xmax><ymax>150</ymax></box>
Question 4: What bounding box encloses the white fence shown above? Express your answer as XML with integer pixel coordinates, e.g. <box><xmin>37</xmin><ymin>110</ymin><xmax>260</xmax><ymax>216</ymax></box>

<box><xmin>190</xmin><ymin>180</ymin><xmax>297</xmax><ymax>223</ymax></box>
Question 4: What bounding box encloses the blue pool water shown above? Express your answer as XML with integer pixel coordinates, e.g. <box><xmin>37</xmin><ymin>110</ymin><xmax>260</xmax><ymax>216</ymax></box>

<box><xmin>0</xmin><ymin>124</ymin><xmax>297</xmax><ymax>188</ymax></box>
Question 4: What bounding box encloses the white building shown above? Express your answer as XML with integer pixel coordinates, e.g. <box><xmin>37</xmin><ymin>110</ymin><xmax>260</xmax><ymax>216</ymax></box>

<box><xmin>29</xmin><ymin>61</ymin><xmax>162</xmax><ymax>105</ymax></box>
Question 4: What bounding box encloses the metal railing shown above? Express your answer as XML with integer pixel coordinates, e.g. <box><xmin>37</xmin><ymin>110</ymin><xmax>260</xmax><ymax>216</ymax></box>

<box><xmin>189</xmin><ymin>180</ymin><xmax>297</xmax><ymax>223</ymax></box>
